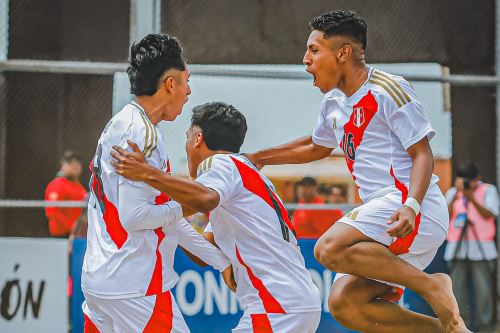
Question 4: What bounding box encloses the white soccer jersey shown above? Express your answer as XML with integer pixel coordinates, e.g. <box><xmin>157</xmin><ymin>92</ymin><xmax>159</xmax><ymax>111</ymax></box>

<box><xmin>313</xmin><ymin>67</ymin><xmax>440</xmax><ymax>203</ymax></box>
<box><xmin>197</xmin><ymin>154</ymin><xmax>321</xmax><ymax>315</ymax></box>
<box><xmin>82</xmin><ymin>101</ymin><xmax>229</xmax><ymax>299</ymax></box>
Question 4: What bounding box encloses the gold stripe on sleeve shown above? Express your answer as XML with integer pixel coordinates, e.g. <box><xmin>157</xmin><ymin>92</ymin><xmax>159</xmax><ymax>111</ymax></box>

<box><xmin>374</xmin><ymin>71</ymin><xmax>411</xmax><ymax>103</ymax></box>
<box><xmin>368</xmin><ymin>78</ymin><xmax>404</xmax><ymax>108</ymax></box>
<box><xmin>137</xmin><ymin>111</ymin><xmax>151</xmax><ymax>156</ymax></box>
<box><xmin>371</xmin><ymin>73</ymin><xmax>409</xmax><ymax>106</ymax></box>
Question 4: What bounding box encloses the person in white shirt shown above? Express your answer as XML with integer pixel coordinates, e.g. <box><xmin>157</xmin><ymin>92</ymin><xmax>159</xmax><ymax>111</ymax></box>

<box><xmin>110</xmin><ymin>102</ymin><xmax>322</xmax><ymax>333</ymax></box>
<box><xmin>82</xmin><ymin>34</ymin><xmax>234</xmax><ymax>333</ymax></box>
<box><xmin>245</xmin><ymin>10</ymin><xmax>469</xmax><ymax>333</ymax></box>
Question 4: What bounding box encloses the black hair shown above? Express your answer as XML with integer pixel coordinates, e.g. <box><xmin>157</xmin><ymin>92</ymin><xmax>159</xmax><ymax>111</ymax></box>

<box><xmin>456</xmin><ymin>163</ymin><xmax>479</xmax><ymax>179</ymax></box>
<box><xmin>127</xmin><ymin>33</ymin><xmax>186</xmax><ymax>96</ymax></box>
<box><xmin>309</xmin><ymin>10</ymin><xmax>367</xmax><ymax>50</ymax></box>
<box><xmin>300</xmin><ymin>176</ymin><xmax>318</xmax><ymax>187</ymax></box>
<box><xmin>191</xmin><ymin>102</ymin><xmax>247</xmax><ymax>153</ymax></box>
<box><xmin>60</xmin><ymin>150</ymin><xmax>82</xmax><ymax>164</ymax></box>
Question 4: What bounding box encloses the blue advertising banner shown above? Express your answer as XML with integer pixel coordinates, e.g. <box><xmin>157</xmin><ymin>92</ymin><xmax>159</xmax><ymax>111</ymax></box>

<box><xmin>72</xmin><ymin>238</ymin><xmax>446</xmax><ymax>333</ymax></box>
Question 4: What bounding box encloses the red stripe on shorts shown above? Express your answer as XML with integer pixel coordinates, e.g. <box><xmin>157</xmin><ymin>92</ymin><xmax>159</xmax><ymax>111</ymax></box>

<box><xmin>250</xmin><ymin>314</ymin><xmax>274</xmax><ymax>333</ymax></box>
<box><xmin>84</xmin><ymin>314</ymin><xmax>100</xmax><ymax>333</ymax></box>
<box><xmin>235</xmin><ymin>246</ymin><xmax>286</xmax><ymax>314</ymax></box>
<box><xmin>143</xmin><ymin>291</ymin><xmax>173</xmax><ymax>333</ymax></box>
<box><xmin>388</xmin><ymin>166</ymin><xmax>422</xmax><ymax>255</ymax></box>
<box><xmin>379</xmin><ymin>286</ymin><xmax>404</xmax><ymax>303</ymax></box>
<box><xmin>146</xmin><ymin>227</ymin><xmax>166</xmax><ymax>296</ymax></box>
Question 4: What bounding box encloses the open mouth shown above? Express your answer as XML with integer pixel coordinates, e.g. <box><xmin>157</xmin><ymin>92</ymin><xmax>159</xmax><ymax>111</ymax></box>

<box><xmin>306</xmin><ymin>68</ymin><xmax>316</xmax><ymax>86</ymax></box>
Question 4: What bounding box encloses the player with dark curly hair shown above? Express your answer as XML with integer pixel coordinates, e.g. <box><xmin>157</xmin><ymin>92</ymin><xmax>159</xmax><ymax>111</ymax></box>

<box><xmin>82</xmin><ymin>34</ymin><xmax>235</xmax><ymax>333</ymax></box>
<box><xmin>110</xmin><ymin>102</ymin><xmax>322</xmax><ymax>332</ymax></box>
<box><xmin>247</xmin><ymin>10</ymin><xmax>470</xmax><ymax>333</ymax></box>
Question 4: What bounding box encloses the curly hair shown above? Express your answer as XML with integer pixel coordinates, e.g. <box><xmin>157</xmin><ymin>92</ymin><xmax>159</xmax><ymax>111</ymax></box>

<box><xmin>309</xmin><ymin>10</ymin><xmax>368</xmax><ymax>50</ymax></box>
<box><xmin>127</xmin><ymin>33</ymin><xmax>186</xmax><ymax>96</ymax></box>
<box><xmin>191</xmin><ymin>102</ymin><xmax>247</xmax><ymax>153</ymax></box>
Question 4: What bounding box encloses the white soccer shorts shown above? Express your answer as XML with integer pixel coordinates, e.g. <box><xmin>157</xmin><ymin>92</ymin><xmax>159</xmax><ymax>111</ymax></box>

<box><xmin>333</xmin><ymin>184</ymin><xmax>448</xmax><ymax>298</ymax></box>
<box><xmin>83</xmin><ymin>290</ymin><xmax>189</xmax><ymax>333</ymax></box>
<box><xmin>232</xmin><ymin>311</ymin><xmax>321</xmax><ymax>333</ymax></box>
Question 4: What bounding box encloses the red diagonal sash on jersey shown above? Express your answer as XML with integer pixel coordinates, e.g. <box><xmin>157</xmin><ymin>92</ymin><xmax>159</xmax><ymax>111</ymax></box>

<box><xmin>388</xmin><ymin>166</ymin><xmax>422</xmax><ymax>255</ymax></box>
<box><xmin>147</xmin><ymin>161</ymin><xmax>172</xmax><ymax>295</ymax></box>
<box><xmin>230</xmin><ymin>156</ymin><xmax>294</xmax><ymax>241</ymax></box>
<box><xmin>89</xmin><ymin>158</ymin><xmax>128</xmax><ymax>249</ymax></box>
<box><xmin>340</xmin><ymin>91</ymin><xmax>379</xmax><ymax>183</ymax></box>
<box><xmin>236</xmin><ymin>246</ymin><xmax>286</xmax><ymax>314</ymax></box>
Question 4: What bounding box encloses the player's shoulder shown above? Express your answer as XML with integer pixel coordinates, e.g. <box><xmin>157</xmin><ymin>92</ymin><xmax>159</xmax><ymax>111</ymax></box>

<box><xmin>197</xmin><ymin>153</ymin><xmax>235</xmax><ymax>178</ymax></box>
<box><xmin>366</xmin><ymin>68</ymin><xmax>416</xmax><ymax>109</ymax></box>
<box><xmin>110</xmin><ymin>102</ymin><xmax>159</xmax><ymax>157</ymax></box>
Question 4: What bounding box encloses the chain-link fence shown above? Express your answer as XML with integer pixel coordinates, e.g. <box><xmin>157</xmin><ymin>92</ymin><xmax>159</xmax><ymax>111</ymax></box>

<box><xmin>0</xmin><ymin>0</ymin><xmax>497</xmax><ymax>240</ymax></box>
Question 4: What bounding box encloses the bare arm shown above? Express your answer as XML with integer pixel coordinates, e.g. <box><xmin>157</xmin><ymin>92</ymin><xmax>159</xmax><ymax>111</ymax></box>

<box><xmin>247</xmin><ymin>136</ymin><xmax>334</xmax><ymax>168</ymax></box>
<box><xmin>143</xmin><ymin>167</ymin><xmax>219</xmax><ymax>213</ymax></box>
<box><xmin>407</xmin><ymin>137</ymin><xmax>434</xmax><ymax>204</ymax></box>
<box><xmin>111</xmin><ymin>143</ymin><xmax>219</xmax><ymax>213</ymax></box>
<box><xmin>387</xmin><ymin>137</ymin><xmax>433</xmax><ymax>238</ymax></box>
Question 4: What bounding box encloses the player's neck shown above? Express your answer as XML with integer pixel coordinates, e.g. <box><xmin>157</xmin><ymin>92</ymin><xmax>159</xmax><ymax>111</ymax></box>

<box><xmin>134</xmin><ymin>96</ymin><xmax>163</xmax><ymax>125</ymax></box>
<box><xmin>338</xmin><ymin>63</ymin><xmax>369</xmax><ymax>97</ymax></box>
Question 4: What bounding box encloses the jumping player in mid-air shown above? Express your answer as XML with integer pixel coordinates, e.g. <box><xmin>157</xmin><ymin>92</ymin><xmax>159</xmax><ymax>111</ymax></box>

<box><xmin>245</xmin><ymin>10</ymin><xmax>470</xmax><ymax>333</ymax></box>
<box><xmin>111</xmin><ymin>102</ymin><xmax>322</xmax><ymax>333</ymax></box>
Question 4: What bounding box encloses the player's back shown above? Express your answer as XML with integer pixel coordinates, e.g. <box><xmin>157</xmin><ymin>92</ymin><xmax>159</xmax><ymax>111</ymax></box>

<box><xmin>197</xmin><ymin>154</ymin><xmax>321</xmax><ymax>314</ymax></box>
<box><xmin>82</xmin><ymin>102</ymin><xmax>178</xmax><ymax>299</ymax></box>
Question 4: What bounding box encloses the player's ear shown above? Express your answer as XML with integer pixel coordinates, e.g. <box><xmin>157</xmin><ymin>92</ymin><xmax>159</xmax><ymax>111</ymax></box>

<box><xmin>163</xmin><ymin>76</ymin><xmax>175</xmax><ymax>94</ymax></box>
<box><xmin>194</xmin><ymin>132</ymin><xmax>204</xmax><ymax>148</ymax></box>
<box><xmin>337</xmin><ymin>44</ymin><xmax>352</xmax><ymax>63</ymax></box>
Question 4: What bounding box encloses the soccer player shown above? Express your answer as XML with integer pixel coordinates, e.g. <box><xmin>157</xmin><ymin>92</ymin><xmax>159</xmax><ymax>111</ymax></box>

<box><xmin>82</xmin><ymin>34</ymin><xmax>234</xmax><ymax>333</ymax></box>
<box><xmin>110</xmin><ymin>102</ymin><xmax>322</xmax><ymax>333</ymax></box>
<box><xmin>245</xmin><ymin>10</ymin><xmax>470</xmax><ymax>333</ymax></box>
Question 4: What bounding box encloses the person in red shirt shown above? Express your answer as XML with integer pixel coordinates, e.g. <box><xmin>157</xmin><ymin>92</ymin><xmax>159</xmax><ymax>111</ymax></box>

<box><xmin>292</xmin><ymin>177</ymin><xmax>343</xmax><ymax>238</ymax></box>
<box><xmin>45</xmin><ymin>151</ymin><xmax>87</xmax><ymax>237</ymax></box>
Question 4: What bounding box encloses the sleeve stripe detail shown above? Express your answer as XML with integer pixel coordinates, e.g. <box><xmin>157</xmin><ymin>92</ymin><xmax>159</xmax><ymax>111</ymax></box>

<box><xmin>147</xmin><ymin>126</ymin><xmax>158</xmax><ymax>158</ymax></box>
<box><xmin>136</xmin><ymin>109</ymin><xmax>158</xmax><ymax>158</ymax></box>
<box><xmin>375</xmin><ymin>71</ymin><xmax>412</xmax><ymax>102</ymax></box>
<box><xmin>368</xmin><ymin>78</ymin><xmax>404</xmax><ymax>108</ymax></box>
<box><xmin>137</xmin><ymin>111</ymin><xmax>152</xmax><ymax>156</ymax></box>
<box><xmin>373</xmin><ymin>71</ymin><xmax>412</xmax><ymax>104</ymax></box>
<box><xmin>196</xmin><ymin>156</ymin><xmax>214</xmax><ymax>177</ymax></box>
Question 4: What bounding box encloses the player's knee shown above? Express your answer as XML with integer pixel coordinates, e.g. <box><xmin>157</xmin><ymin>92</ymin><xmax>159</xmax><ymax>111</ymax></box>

<box><xmin>314</xmin><ymin>234</ymin><xmax>347</xmax><ymax>270</ymax></box>
<box><xmin>328</xmin><ymin>287</ymin><xmax>359</xmax><ymax>328</ymax></box>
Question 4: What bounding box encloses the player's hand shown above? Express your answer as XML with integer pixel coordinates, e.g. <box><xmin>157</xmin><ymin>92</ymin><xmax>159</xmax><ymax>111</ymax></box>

<box><xmin>221</xmin><ymin>265</ymin><xmax>237</xmax><ymax>293</ymax></box>
<box><xmin>387</xmin><ymin>206</ymin><xmax>416</xmax><ymax>238</ymax></box>
<box><xmin>110</xmin><ymin>140</ymin><xmax>150</xmax><ymax>181</ymax></box>
<box><xmin>242</xmin><ymin>153</ymin><xmax>263</xmax><ymax>170</ymax></box>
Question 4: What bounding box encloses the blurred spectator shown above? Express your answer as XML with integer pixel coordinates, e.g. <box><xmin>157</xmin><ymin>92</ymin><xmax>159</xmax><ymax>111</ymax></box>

<box><xmin>329</xmin><ymin>184</ymin><xmax>348</xmax><ymax>204</ymax></box>
<box><xmin>318</xmin><ymin>183</ymin><xmax>332</xmax><ymax>203</ymax></box>
<box><xmin>444</xmin><ymin>163</ymin><xmax>498</xmax><ymax>331</ymax></box>
<box><xmin>292</xmin><ymin>176</ymin><xmax>343</xmax><ymax>239</ymax></box>
<box><xmin>45</xmin><ymin>151</ymin><xmax>87</xmax><ymax>238</ymax></box>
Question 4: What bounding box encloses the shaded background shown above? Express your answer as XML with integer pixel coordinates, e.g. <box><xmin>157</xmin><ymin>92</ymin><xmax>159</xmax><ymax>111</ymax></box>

<box><xmin>0</xmin><ymin>0</ymin><xmax>496</xmax><ymax>236</ymax></box>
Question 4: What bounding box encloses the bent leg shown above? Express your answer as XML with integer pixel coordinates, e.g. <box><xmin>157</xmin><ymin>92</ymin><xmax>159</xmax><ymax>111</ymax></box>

<box><xmin>330</xmin><ymin>275</ymin><xmax>443</xmax><ymax>333</ymax></box>
<box><xmin>315</xmin><ymin>222</ymin><xmax>467</xmax><ymax>333</ymax></box>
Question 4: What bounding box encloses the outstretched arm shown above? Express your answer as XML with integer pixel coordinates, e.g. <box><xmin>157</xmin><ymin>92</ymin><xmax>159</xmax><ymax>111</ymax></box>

<box><xmin>111</xmin><ymin>141</ymin><xmax>219</xmax><ymax>213</ymax></box>
<box><xmin>246</xmin><ymin>136</ymin><xmax>334</xmax><ymax>169</ymax></box>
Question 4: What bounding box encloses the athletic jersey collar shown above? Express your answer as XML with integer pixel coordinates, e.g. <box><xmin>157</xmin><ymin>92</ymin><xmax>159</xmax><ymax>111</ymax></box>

<box><xmin>344</xmin><ymin>66</ymin><xmax>374</xmax><ymax>103</ymax></box>
<box><xmin>130</xmin><ymin>100</ymin><xmax>155</xmax><ymax>127</ymax></box>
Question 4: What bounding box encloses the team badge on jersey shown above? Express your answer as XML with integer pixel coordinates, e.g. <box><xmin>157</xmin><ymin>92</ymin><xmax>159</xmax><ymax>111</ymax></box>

<box><xmin>353</xmin><ymin>107</ymin><xmax>365</xmax><ymax>127</ymax></box>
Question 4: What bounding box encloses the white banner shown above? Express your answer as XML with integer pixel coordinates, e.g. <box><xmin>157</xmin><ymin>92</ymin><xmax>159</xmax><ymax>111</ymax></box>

<box><xmin>0</xmin><ymin>238</ymin><xmax>68</xmax><ymax>332</ymax></box>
